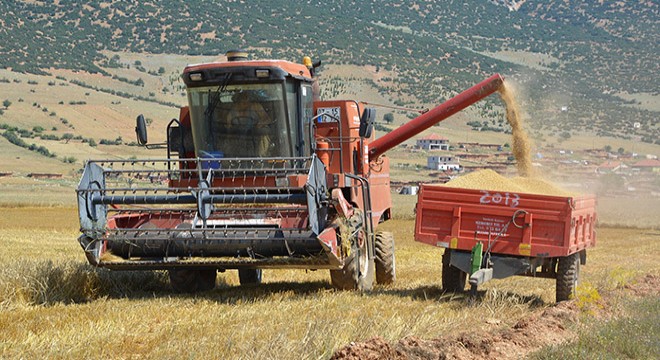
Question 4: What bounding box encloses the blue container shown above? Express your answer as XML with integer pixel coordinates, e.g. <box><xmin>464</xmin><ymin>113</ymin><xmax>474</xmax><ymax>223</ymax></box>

<box><xmin>200</xmin><ymin>151</ymin><xmax>224</xmax><ymax>170</ymax></box>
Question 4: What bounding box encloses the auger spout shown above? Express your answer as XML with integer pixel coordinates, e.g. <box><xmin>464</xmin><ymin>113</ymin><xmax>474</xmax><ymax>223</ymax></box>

<box><xmin>368</xmin><ymin>73</ymin><xmax>505</xmax><ymax>160</ymax></box>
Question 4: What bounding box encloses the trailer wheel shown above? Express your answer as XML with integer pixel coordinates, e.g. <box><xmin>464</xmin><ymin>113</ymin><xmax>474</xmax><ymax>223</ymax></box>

<box><xmin>331</xmin><ymin>229</ymin><xmax>375</xmax><ymax>291</ymax></box>
<box><xmin>442</xmin><ymin>250</ymin><xmax>467</xmax><ymax>292</ymax></box>
<box><xmin>374</xmin><ymin>231</ymin><xmax>396</xmax><ymax>285</ymax></box>
<box><xmin>238</xmin><ymin>269</ymin><xmax>263</xmax><ymax>285</ymax></box>
<box><xmin>169</xmin><ymin>269</ymin><xmax>216</xmax><ymax>293</ymax></box>
<box><xmin>556</xmin><ymin>253</ymin><xmax>580</xmax><ymax>302</ymax></box>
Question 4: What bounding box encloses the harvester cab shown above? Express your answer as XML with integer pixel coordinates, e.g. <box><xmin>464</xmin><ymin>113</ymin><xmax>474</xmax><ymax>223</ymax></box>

<box><xmin>76</xmin><ymin>50</ymin><xmax>504</xmax><ymax>293</ymax></box>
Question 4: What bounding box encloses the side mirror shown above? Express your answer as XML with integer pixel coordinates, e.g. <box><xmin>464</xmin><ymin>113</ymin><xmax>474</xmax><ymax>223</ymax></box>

<box><xmin>167</xmin><ymin>125</ymin><xmax>182</xmax><ymax>155</ymax></box>
<box><xmin>359</xmin><ymin>108</ymin><xmax>376</xmax><ymax>138</ymax></box>
<box><xmin>135</xmin><ymin>114</ymin><xmax>148</xmax><ymax>145</ymax></box>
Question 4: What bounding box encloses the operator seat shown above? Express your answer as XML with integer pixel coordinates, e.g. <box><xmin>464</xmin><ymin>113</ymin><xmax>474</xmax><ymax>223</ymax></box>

<box><xmin>222</xmin><ymin>91</ymin><xmax>275</xmax><ymax>157</ymax></box>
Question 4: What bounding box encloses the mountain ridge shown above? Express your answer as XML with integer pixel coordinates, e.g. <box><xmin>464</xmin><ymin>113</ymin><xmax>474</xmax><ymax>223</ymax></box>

<box><xmin>0</xmin><ymin>0</ymin><xmax>658</xmax><ymax>144</ymax></box>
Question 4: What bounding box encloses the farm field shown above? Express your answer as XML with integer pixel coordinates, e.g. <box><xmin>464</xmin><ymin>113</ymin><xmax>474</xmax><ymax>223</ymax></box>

<box><xmin>1</xmin><ymin>2</ymin><xmax>658</xmax><ymax>358</ymax></box>
<box><xmin>0</xmin><ymin>207</ymin><xmax>658</xmax><ymax>359</ymax></box>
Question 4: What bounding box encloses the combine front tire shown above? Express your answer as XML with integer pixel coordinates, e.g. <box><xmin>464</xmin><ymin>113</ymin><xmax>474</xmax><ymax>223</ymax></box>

<box><xmin>331</xmin><ymin>229</ymin><xmax>375</xmax><ymax>291</ymax></box>
<box><xmin>556</xmin><ymin>253</ymin><xmax>580</xmax><ymax>302</ymax></box>
<box><xmin>441</xmin><ymin>250</ymin><xmax>467</xmax><ymax>292</ymax></box>
<box><xmin>169</xmin><ymin>269</ymin><xmax>216</xmax><ymax>293</ymax></box>
<box><xmin>238</xmin><ymin>269</ymin><xmax>263</xmax><ymax>285</ymax></box>
<box><xmin>374</xmin><ymin>231</ymin><xmax>396</xmax><ymax>285</ymax></box>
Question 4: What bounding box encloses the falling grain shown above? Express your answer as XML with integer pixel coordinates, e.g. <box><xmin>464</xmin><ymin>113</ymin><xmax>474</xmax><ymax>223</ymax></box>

<box><xmin>499</xmin><ymin>82</ymin><xmax>533</xmax><ymax>177</ymax></box>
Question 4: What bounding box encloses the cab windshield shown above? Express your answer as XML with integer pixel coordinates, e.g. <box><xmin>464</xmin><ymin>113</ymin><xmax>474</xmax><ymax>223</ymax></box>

<box><xmin>187</xmin><ymin>83</ymin><xmax>293</xmax><ymax>158</ymax></box>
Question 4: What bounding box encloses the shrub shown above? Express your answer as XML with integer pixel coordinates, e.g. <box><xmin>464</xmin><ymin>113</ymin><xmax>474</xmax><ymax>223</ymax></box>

<box><xmin>39</xmin><ymin>134</ymin><xmax>60</xmax><ymax>141</ymax></box>
<box><xmin>17</xmin><ymin>129</ymin><xmax>33</xmax><ymax>137</ymax></box>
<box><xmin>2</xmin><ymin>131</ymin><xmax>28</xmax><ymax>147</ymax></box>
<box><xmin>99</xmin><ymin>136</ymin><xmax>123</xmax><ymax>145</ymax></box>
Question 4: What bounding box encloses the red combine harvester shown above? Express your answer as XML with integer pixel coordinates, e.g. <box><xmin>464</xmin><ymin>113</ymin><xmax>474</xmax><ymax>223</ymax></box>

<box><xmin>415</xmin><ymin>186</ymin><xmax>597</xmax><ymax>302</ymax></box>
<box><xmin>76</xmin><ymin>50</ymin><xmax>504</xmax><ymax>292</ymax></box>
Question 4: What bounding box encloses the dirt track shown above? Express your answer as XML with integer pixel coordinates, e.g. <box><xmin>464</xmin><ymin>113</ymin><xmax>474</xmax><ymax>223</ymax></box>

<box><xmin>332</xmin><ymin>274</ymin><xmax>659</xmax><ymax>360</ymax></box>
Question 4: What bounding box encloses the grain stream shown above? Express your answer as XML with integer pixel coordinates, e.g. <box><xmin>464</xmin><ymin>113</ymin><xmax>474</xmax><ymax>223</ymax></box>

<box><xmin>499</xmin><ymin>82</ymin><xmax>533</xmax><ymax>177</ymax></box>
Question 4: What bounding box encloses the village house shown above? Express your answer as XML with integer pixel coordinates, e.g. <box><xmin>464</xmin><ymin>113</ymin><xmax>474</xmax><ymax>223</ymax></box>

<box><xmin>596</xmin><ymin>160</ymin><xmax>625</xmax><ymax>174</ymax></box>
<box><xmin>631</xmin><ymin>159</ymin><xmax>660</xmax><ymax>173</ymax></box>
<box><xmin>427</xmin><ymin>155</ymin><xmax>461</xmax><ymax>171</ymax></box>
<box><xmin>417</xmin><ymin>134</ymin><xmax>449</xmax><ymax>151</ymax></box>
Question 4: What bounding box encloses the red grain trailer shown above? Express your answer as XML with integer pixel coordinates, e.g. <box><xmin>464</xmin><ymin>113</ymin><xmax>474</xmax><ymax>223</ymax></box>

<box><xmin>414</xmin><ymin>185</ymin><xmax>597</xmax><ymax>302</ymax></box>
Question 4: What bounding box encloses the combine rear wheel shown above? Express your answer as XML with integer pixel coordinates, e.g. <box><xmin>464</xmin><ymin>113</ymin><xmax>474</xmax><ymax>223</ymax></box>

<box><xmin>169</xmin><ymin>269</ymin><xmax>216</xmax><ymax>293</ymax></box>
<box><xmin>238</xmin><ymin>269</ymin><xmax>263</xmax><ymax>285</ymax></box>
<box><xmin>374</xmin><ymin>231</ymin><xmax>396</xmax><ymax>285</ymax></box>
<box><xmin>331</xmin><ymin>228</ymin><xmax>375</xmax><ymax>291</ymax></box>
<box><xmin>556</xmin><ymin>253</ymin><xmax>580</xmax><ymax>302</ymax></box>
<box><xmin>441</xmin><ymin>250</ymin><xmax>467</xmax><ymax>292</ymax></box>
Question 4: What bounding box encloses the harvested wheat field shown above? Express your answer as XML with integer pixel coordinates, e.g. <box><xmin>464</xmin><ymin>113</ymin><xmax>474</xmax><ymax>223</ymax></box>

<box><xmin>0</xmin><ymin>207</ymin><xmax>658</xmax><ymax>359</ymax></box>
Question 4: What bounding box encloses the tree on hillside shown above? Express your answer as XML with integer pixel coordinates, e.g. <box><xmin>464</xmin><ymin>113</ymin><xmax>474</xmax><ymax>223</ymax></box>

<box><xmin>62</xmin><ymin>133</ymin><xmax>74</xmax><ymax>144</ymax></box>
<box><xmin>383</xmin><ymin>113</ymin><xmax>394</xmax><ymax>124</ymax></box>
<box><xmin>604</xmin><ymin>145</ymin><xmax>612</xmax><ymax>153</ymax></box>
<box><xmin>617</xmin><ymin>147</ymin><xmax>625</xmax><ymax>155</ymax></box>
<box><xmin>3</xmin><ymin>100</ymin><xmax>11</xmax><ymax>109</ymax></box>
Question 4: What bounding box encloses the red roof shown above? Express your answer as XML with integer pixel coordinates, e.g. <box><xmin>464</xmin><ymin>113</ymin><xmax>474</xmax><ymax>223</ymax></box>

<box><xmin>632</xmin><ymin>159</ymin><xmax>660</xmax><ymax>168</ymax></box>
<box><xmin>419</xmin><ymin>133</ymin><xmax>448</xmax><ymax>141</ymax></box>
<box><xmin>598</xmin><ymin>161</ymin><xmax>621</xmax><ymax>169</ymax></box>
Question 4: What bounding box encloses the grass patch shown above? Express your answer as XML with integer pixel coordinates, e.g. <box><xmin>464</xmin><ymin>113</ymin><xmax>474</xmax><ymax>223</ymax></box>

<box><xmin>531</xmin><ymin>296</ymin><xmax>659</xmax><ymax>359</ymax></box>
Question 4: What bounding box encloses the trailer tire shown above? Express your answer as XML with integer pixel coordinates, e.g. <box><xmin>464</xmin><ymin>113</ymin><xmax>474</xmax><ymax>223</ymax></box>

<box><xmin>442</xmin><ymin>250</ymin><xmax>467</xmax><ymax>292</ymax></box>
<box><xmin>238</xmin><ymin>269</ymin><xmax>263</xmax><ymax>285</ymax></box>
<box><xmin>169</xmin><ymin>269</ymin><xmax>216</xmax><ymax>293</ymax></box>
<box><xmin>374</xmin><ymin>231</ymin><xmax>396</xmax><ymax>285</ymax></box>
<box><xmin>556</xmin><ymin>253</ymin><xmax>580</xmax><ymax>302</ymax></box>
<box><xmin>331</xmin><ymin>229</ymin><xmax>375</xmax><ymax>291</ymax></box>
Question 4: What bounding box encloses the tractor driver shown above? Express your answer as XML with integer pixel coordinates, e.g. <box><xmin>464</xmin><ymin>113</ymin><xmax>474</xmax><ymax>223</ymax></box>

<box><xmin>220</xmin><ymin>91</ymin><xmax>276</xmax><ymax>157</ymax></box>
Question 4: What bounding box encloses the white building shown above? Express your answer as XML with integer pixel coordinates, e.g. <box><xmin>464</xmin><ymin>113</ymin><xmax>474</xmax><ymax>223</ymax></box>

<box><xmin>399</xmin><ymin>186</ymin><xmax>419</xmax><ymax>195</ymax></box>
<box><xmin>427</xmin><ymin>156</ymin><xmax>461</xmax><ymax>171</ymax></box>
<box><xmin>416</xmin><ymin>133</ymin><xmax>449</xmax><ymax>151</ymax></box>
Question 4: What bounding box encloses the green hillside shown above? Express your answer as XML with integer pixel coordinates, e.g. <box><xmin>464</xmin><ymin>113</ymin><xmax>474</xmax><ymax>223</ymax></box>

<box><xmin>0</xmin><ymin>0</ymin><xmax>658</xmax><ymax>147</ymax></box>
